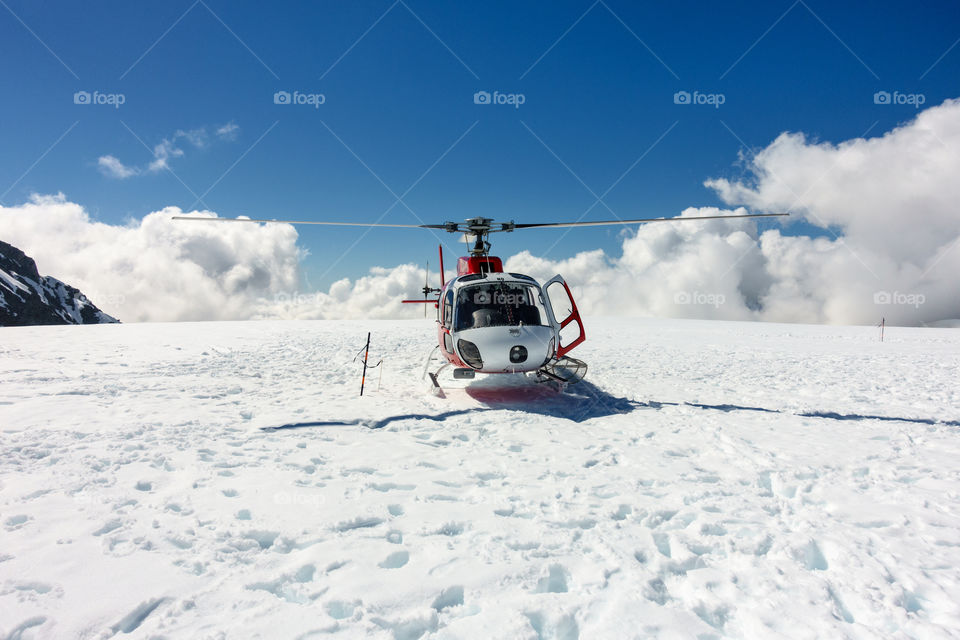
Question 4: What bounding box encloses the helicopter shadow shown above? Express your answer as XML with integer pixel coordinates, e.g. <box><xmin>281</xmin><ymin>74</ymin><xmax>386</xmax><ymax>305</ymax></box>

<box><xmin>260</xmin><ymin>378</ymin><xmax>643</xmax><ymax>432</ymax></box>
<box><xmin>260</xmin><ymin>409</ymin><xmax>487</xmax><ymax>432</ymax></box>
<box><xmin>259</xmin><ymin>380</ymin><xmax>960</xmax><ymax>432</ymax></box>
<box><xmin>681</xmin><ymin>402</ymin><xmax>960</xmax><ymax>427</ymax></box>
<box><xmin>458</xmin><ymin>376</ymin><xmax>643</xmax><ymax>423</ymax></box>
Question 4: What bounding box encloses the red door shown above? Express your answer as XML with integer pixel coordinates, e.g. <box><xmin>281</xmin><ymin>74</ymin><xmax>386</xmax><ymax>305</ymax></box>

<box><xmin>542</xmin><ymin>275</ymin><xmax>585</xmax><ymax>357</ymax></box>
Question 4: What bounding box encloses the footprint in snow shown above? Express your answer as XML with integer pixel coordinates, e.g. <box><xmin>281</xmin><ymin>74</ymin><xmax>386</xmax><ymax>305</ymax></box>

<box><xmin>611</xmin><ymin>505</ymin><xmax>632</xmax><ymax>521</ymax></box>
<box><xmin>524</xmin><ymin>611</ymin><xmax>579</xmax><ymax>639</ymax></box>
<box><xmin>379</xmin><ymin>551</ymin><xmax>409</xmax><ymax>569</ymax></box>
<box><xmin>335</xmin><ymin>517</ymin><xmax>384</xmax><ymax>532</ymax></box>
<box><xmin>326</xmin><ymin>600</ymin><xmax>359</xmax><ymax>620</ymax></box>
<box><xmin>92</xmin><ymin>519</ymin><xmax>123</xmax><ymax>537</ymax></box>
<box><xmin>10</xmin><ymin>580</ymin><xmax>61</xmax><ymax>598</ymax></box>
<box><xmin>435</xmin><ymin>522</ymin><xmax>464</xmax><ymax>536</ymax></box>
<box><xmin>242</xmin><ymin>529</ymin><xmax>279</xmax><ymax>550</ymax></box>
<box><xmin>432</xmin><ymin>586</ymin><xmax>464</xmax><ymax>611</ymax></box>
<box><xmin>535</xmin><ymin>564</ymin><xmax>569</xmax><ymax>594</ymax></box>
<box><xmin>652</xmin><ymin>532</ymin><xmax>671</xmax><ymax>558</ymax></box>
<box><xmin>111</xmin><ymin>598</ymin><xmax>168</xmax><ymax>635</ymax></box>
<box><xmin>799</xmin><ymin>540</ymin><xmax>829</xmax><ymax>571</ymax></box>
<box><xmin>4</xmin><ymin>617</ymin><xmax>48</xmax><ymax>639</ymax></box>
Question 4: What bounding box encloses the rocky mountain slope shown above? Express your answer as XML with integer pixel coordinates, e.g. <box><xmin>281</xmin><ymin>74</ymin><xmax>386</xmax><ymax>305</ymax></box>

<box><xmin>0</xmin><ymin>240</ymin><xmax>119</xmax><ymax>326</ymax></box>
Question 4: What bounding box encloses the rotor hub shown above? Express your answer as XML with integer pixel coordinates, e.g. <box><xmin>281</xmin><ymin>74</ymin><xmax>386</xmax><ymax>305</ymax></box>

<box><xmin>443</xmin><ymin>217</ymin><xmax>516</xmax><ymax>256</ymax></box>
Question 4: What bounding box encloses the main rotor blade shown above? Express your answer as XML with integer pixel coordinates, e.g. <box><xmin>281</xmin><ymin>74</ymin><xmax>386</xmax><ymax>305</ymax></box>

<box><xmin>509</xmin><ymin>213</ymin><xmax>788</xmax><ymax>229</ymax></box>
<box><xmin>171</xmin><ymin>216</ymin><xmax>446</xmax><ymax>229</ymax></box>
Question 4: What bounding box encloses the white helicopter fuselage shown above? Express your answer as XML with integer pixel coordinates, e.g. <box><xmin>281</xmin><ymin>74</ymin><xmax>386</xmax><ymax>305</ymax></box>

<box><xmin>432</xmin><ymin>256</ymin><xmax>585</xmax><ymax>375</ymax></box>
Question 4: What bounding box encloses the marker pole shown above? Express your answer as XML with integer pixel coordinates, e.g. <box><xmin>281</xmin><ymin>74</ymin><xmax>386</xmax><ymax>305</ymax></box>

<box><xmin>360</xmin><ymin>332</ymin><xmax>371</xmax><ymax>396</ymax></box>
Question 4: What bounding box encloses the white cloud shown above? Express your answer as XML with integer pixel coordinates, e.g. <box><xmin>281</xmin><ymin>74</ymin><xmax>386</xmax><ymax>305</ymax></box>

<box><xmin>175</xmin><ymin>127</ymin><xmax>208</xmax><ymax>149</ymax></box>
<box><xmin>706</xmin><ymin>98</ymin><xmax>960</xmax><ymax>265</ymax></box>
<box><xmin>5</xmin><ymin>99</ymin><xmax>960</xmax><ymax>326</ymax></box>
<box><xmin>102</xmin><ymin>124</ymin><xmax>233</xmax><ymax>177</ymax></box>
<box><xmin>97</xmin><ymin>155</ymin><xmax>140</xmax><ymax>179</ymax></box>
<box><xmin>216</xmin><ymin>122</ymin><xmax>239</xmax><ymax>141</ymax></box>
<box><xmin>146</xmin><ymin>137</ymin><xmax>185</xmax><ymax>173</ymax></box>
<box><xmin>703</xmin><ymin>97</ymin><xmax>960</xmax><ymax>325</ymax></box>
<box><xmin>512</xmin><ymin>99</ymin><xmax>960</xmax><ymax>326</ymax></box>
<box><xmin>502</xmin><ymin>96</ymin><xmax>960</xmax><ymax>327</ymax></box>
<box><xmin>0</xmin><ymin>195</ymin><xmax>301</xmax><ymax>322</ymax></box>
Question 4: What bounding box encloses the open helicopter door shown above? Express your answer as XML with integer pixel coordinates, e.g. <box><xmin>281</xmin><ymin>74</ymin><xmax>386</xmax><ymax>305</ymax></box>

<box><xmin>542</xmin><ymin>275</ymin><xmax>585</xmax><ymax>357</ymax></box>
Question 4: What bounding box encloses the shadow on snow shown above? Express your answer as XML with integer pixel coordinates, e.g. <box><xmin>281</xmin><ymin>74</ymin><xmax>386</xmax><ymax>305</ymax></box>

<box><xmin>260</xmin><ymin>377</ymin><xmax>960</xmax><ymax>432</ymax></box>
<box><xmin>261</xmin><ymin>377</ymin><xmax>642</xmax><ymax>431</ymax></box>
<box><xmin>682</xmin><ymin>402</ymin><xmax>960</xmax><ymax>427</ymax></box>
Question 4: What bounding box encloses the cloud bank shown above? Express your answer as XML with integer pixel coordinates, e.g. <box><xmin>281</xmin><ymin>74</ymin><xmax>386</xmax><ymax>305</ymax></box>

<box><xmin>513</xmin><ymin>98</ymin><xmax>960</xmax><ymax>326</ymax></box>
<box><xmin>0</xmin><ymin>196</ymin><xmax>300</xmax><ymax>322</ymax></box>
<box><xmin>3</xmin><ymin>100</ymin><xmax>959</xmax><ymax>326</ymax></box>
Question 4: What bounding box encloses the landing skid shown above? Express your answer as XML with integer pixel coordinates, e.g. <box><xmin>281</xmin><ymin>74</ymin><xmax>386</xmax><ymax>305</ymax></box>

<box><xmin>535</xmin><ymin>355</ymin><xmax>588</xmax><ymax>389</ymax></box>
<box><xmin>421</xmin><ymin>345</ymin><xmax>450</xmax><ymax>395</ymax></box>
<box><xmin>427</xmin><ymin>367</ymin><xmax>449</xmax><ymax>389</ymax></box>
<box><xmin>421</xmin><ymin>344</ymin><xmax>587</xmax><ymax>394</ymax></box>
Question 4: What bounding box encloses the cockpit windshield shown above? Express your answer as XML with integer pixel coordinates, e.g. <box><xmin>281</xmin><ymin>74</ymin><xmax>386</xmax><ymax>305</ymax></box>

<box><xmin>455</xmin><ymin>282</ymin><xmax>548</xmax><ymax>331</ymax></box>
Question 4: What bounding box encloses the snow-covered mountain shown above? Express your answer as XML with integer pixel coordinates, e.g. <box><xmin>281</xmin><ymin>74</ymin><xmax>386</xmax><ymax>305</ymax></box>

<box><xmin>1</xmin><ymin>318</ymin><xmax>958</xmax><ymax>638</ymax></box>
<box><xmin>0</xmin><ymin>240</ymin><xmax>119</xmax><ymax>326</ymax></box>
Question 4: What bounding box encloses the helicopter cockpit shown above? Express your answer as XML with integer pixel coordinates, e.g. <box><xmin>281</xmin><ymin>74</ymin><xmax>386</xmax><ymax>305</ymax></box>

<box><xmin>454</xmin><ymin>279</ymin><xmax>549</xmax><ymax>331</ymax></box>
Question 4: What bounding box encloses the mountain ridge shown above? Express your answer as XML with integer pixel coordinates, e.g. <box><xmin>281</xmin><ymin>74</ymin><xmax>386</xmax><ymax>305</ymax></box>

<box><xmin>0</xmin><ymin>239</ymin><xmax>119</xmax><ymax>326</ymax></box>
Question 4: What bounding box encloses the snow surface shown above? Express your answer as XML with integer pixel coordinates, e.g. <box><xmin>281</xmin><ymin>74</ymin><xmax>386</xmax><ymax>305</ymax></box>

<box><xmin>1</xmin><ymin>318</ymin><xmax>959</xmax><ymax>639</ymax></box>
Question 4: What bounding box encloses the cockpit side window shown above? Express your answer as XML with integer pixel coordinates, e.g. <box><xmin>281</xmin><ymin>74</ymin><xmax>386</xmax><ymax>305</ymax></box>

<box><xmin>455</xmin><ymin>283</ymin><xmax>547</xmax><ymax>331</ymax></box>
<box><xmin>442</xmin><ymin>289</ymin><xmax>454</xmax><ymax>329</ymax></box>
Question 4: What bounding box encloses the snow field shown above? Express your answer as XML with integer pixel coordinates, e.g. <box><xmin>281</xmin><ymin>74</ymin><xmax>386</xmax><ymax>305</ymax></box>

<box><xmin>1</xmin><ymin>318</ymin><xmax>959</xmax><ymax>639</ymax></box>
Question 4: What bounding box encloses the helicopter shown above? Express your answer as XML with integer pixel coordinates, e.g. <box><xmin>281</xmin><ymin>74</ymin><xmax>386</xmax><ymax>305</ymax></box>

<box><xmin>173</xmin><ymin>213</ymin><xmax>787</xmax><ymax>388</ymax></box>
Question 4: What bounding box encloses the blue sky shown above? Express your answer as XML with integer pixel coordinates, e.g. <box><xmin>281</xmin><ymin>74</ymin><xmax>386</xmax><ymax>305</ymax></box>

<box><xmin>1</xmin><ymin>0</ymin><xmax>958</xmax><ymax>290</ymax></box>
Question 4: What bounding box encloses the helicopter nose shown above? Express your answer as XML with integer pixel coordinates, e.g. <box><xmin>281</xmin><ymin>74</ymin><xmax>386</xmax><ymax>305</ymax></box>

<box><xmin>456</xmin><ymin>325</ymin><xmax>554</xmax><ymax>372</ymax></box>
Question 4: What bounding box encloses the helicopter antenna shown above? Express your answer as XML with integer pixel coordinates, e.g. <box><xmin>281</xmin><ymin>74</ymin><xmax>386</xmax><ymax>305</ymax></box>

<box><xmin>438</xmin><ymin>244</ymin><xmax>445</xmax><ymax>287</ymax></box>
